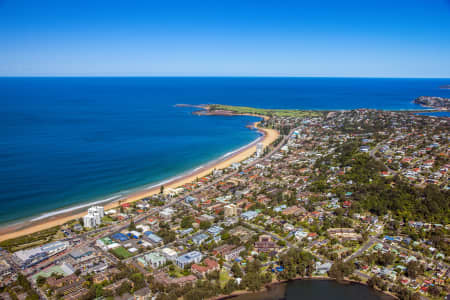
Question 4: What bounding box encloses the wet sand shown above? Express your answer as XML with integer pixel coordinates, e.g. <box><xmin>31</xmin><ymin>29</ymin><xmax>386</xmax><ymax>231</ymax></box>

<box><xmin>0</xmin><ymin>116</ymin><xmax>278</xmax><ymax>242</ymax></box>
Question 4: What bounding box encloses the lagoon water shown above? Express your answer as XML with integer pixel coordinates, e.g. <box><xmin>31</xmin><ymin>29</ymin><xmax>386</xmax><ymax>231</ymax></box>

<box><xmin>0</xmin><ymin>77</ymin><xmax>448</xmax><ymax>225</ymax></box>
<box><xmin>228</xmin><ymin>280</ymin><xmax>393</xmax><ymax>300</ymax></box>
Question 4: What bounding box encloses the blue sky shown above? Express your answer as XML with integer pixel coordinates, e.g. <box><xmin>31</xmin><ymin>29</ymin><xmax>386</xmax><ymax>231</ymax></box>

<box><xmin>1</xmin><ymin>0</ymin><xmax>449</xmax><ymax>77</ymax></box>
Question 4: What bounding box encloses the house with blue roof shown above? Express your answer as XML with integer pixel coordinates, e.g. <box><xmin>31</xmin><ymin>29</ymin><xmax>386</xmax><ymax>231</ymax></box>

<box><xmin>384</xmin><ymin>235</ymin><xmax>395</xmax><ymax>242</ymax></box>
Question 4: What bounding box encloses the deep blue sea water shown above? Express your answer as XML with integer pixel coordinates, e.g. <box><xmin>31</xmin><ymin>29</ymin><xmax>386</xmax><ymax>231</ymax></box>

<box><xmin>0</xmin><ymin>77</ymin><xmax>448</xmax><ymax>225</ymax></box>
<box><xmin>416</xmin><ymin>111</ymin><xmax>450</xmax><ymax>117</ymax></box>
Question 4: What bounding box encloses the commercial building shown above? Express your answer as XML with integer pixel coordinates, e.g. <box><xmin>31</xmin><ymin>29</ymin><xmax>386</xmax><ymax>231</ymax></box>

<box><xmin>160</xmin><ymin>248</ymin><xmax>178</xmax><ymax>261</ymax></box>
<box><xmin>144</xmin><ymin>231</ymin><xmax>163</xmax><ymax>244</ymax></box>
<box><xmin>69</xmin><ymin>247</ymin><xmax>95</xmax><ymax>260</ymax></box>
<box><xmin>144</xmin><ymin>252</ymin><xmax>166</xmax><ymax>269</ymax></box>
<box><xmin>14</xmin><ymin>241</ymin><xmax>69</xmax><ymax>269</ymax></box>
<box><xmin>176</xmin><ymin>251</ymin><xmax>203</xmax><ymax>269</ymax></box>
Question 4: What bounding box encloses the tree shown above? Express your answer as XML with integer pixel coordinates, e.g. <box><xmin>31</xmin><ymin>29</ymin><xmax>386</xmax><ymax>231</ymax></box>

<box><xmin>231</xmin><ymin>262</ymin><xmax>243</xmax><ymax>278</ymax></box>
<box><xmin>406</xmin><ymin>261</ymin><xmax>423</xmax><ymax>279</ymax></box>
<box><xmin>181</xmin><ymin>216</ymin><xmax>194</xmax><ymax>229</ymax></box>
<box><xmin>328</xmin><ymin>260</ymin><xmax>354</xmax><ymax>281</ymax></box>
<box><xmin>427</xmin><ymin>285</ymin><xmax>440</xmax><ymax>297</ymax></box>
<box><xmin>36</xmin><ymin>276</ymin><xmax>46</xmax><ymax>287</ymax></box>
<box><xmin>128</xmin><ymin>218</ymin><xmax>136</xmax><ymax>231</ymax></box>
<box><xmin>160</xmin><ymin>185</ymin><xmax>164</xmax><ymax>194</ymax></box>
<box><xmin>200</xmin><ymin>220</ymin><xmax>211</xmax><ymax>230</ymax></box>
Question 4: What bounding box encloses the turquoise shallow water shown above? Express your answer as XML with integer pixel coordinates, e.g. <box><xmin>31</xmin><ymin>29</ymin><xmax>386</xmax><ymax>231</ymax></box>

<box><xmin>0</xmin><ymin>77</ymin><xmax>448</xmax><ymax>225</ymax></box>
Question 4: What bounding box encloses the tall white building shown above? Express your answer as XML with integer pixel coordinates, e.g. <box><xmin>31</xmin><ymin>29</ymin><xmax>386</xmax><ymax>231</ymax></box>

<box><xmin>83</xmin><ymin>206</ymin><xmax>104</xmax><ymax>228</ymax></box>
<box><xmin>224</xmin><ymin>204</ymin><xmax>237</xmax><ymax>217</ymax></box>
<box><xmin>256</xmin><ymin>142</ymin><xmax>263</xmax><ymax>157</ymax></box>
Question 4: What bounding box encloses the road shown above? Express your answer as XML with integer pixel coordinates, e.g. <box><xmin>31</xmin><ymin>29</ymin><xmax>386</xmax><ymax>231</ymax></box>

<box><xmin>344</xmin><ymin>237</ymin><xmax>377</xmax><ymax>263</ymax></box>
<box><xmin>13</xmin><ymin>125</ymin><xmax>295</xmax><ymax>297</ymax></box>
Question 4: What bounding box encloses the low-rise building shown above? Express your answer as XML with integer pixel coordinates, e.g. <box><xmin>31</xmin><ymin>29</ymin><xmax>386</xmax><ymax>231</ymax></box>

<box><xmin>191</xmin><ymin>258</ymin><xmax>219</xmax><ymax>277</ymax></box>
<box><xmin>144</xmin><ymin>252</ymin><xmax>166</xmax><ymax>269</ymax></box>
<box><xmin>176</xmin><ymin>251</ymin><xmax>203</xmax><ymax>269</ymax></box>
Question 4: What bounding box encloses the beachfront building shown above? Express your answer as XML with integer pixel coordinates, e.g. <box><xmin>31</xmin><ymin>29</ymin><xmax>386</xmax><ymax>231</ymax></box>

<box><xmin>83</xmin><ymin>206</ymin><xmax>104</xmax><ymax>228</ymax></box>
<box><xmin>256</xmin><ymin>142</ymin><xmax>263</xmax><ymax>157</ymax></box>
<box><xmin>176</xmin><ymin>251</ymin><xmax>203</xmax><ymax>269</ymax></box>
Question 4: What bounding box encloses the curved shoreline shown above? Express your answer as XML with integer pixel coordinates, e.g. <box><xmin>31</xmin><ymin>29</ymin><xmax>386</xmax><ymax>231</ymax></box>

<box><xmin>213</xmin><ymin>277</ymin><xmax>397</xmax><ymax>300</ymax></box>
<box><xmin>0</xmin><ymin>114</ymin><xmax>279</xmax><ymax>242</ymax></box>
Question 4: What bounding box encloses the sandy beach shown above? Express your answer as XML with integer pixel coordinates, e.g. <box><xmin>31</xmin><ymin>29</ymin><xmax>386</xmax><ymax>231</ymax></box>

<box><xmin>0</xmin><ymin>115</ymin><xmax>279</xmax><ymax>242</ymax></box>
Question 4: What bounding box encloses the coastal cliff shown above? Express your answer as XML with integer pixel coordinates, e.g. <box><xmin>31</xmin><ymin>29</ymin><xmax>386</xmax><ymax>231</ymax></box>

<box><xmin>413</xmin><ymin>96</ymin><xmax>450</xmax><ymax>109</ymax></box>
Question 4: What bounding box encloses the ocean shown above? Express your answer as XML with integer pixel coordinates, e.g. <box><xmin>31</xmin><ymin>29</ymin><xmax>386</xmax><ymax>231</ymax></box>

<box><xmin>0</xmin><ymin>77</ymin><xmax>448</xmax><ymax>225</ymax></box>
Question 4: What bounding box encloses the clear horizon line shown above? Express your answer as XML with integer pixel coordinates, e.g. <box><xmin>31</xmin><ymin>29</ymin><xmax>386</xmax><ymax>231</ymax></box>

<box><xmin>1</xmin><ymin>74</ymin><xmax>450</xmax><ymax>79</ymax></box>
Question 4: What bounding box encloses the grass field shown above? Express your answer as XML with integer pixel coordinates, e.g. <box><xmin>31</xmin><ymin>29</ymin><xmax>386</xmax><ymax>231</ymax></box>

<box><xmin>209</xmin><ymin>104</ymin><xmax>321</xmax><ymax>118</ymax></box>
<box><xmin>111</xmin><ymin>246</ymin><xmax>133</xmax><ymax>259</ymax></box>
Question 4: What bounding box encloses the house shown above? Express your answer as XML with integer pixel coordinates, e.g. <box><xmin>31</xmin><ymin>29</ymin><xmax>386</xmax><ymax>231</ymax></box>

<box><xmin>191</xmin><ymin>258</ymin><xmax>219</xmax><ymax>277</ymax></box>
<box><xmin>294</xmin><ymin>230</ymin><xmax>308</xmax><ymax>241</ymax></box>
<box><xmin>283</xmin><ymin>223</ymin><xmax>295</xmax><ymax>232</ymax></box>
<box><xmin>176</xmin><ymin>251</ymin><xmax>203</xmax><ymax>269</ymax></box>
<box><xmin>315</xmin><ymin>262</ymin><xmax>332</xmax><ymax>274</ymax></box>
<box><xmin>134</xmin><ymin>287</ymin><xmax>152</xmax><ymax>300</ymax></box>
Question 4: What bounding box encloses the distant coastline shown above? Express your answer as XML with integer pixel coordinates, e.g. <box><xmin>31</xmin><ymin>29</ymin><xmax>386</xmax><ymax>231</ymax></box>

<box><xmin>413</xmin><ymin>96</ymin><xmax>450</xmax><ymax>110</ymax></box>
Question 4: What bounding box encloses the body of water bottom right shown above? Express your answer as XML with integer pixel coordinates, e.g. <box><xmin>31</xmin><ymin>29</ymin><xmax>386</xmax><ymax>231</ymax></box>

<box><xmin>227</xmin><ymin>280</ymin><xmax>393</xmax><ymax>300</ymax></box>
